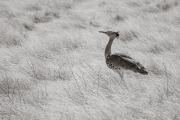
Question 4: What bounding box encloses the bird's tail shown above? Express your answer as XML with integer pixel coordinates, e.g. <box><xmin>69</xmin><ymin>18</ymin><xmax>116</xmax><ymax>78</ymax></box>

<box><xmin>134</xmin><ymin>63</ymin><xmax>148</xmax><ymax>75</ymax></box>
<box><xmin>137</xmin><ymin>68</ymin><xmax>148</xmax><ymax>75</ymax></box>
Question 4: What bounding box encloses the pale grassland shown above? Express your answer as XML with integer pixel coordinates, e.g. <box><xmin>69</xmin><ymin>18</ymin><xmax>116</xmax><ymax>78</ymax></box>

<box><xmin>0</xmin><ymin>0</ymin><xmax>180</xmax><ymax>120</ymax></box>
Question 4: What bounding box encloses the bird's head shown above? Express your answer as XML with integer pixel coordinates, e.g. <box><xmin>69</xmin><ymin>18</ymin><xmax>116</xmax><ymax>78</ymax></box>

<box><xmin>99</xmin><ymin>31</ymin><xmax>119</xmax><ymax>39</ymax></box>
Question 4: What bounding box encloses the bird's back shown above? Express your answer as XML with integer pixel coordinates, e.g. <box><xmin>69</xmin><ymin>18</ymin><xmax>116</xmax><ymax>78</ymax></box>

<box><xmin>106</xmin><ymin>53</ymin><xmax>148</xmax><ymax>75</ymax></box>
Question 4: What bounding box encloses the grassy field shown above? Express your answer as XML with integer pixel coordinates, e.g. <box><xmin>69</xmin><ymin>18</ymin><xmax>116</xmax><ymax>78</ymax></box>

<box><xmin>0</xmin><ymin>0</ymin><xmax>180</xmax><ymax>119</ymax></box>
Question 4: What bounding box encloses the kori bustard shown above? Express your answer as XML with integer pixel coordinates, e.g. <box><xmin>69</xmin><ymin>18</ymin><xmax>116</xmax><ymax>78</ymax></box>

<box><xmin>99</xmin><ymin>31</ymin><xmax>148</xmax><ymax>80</ymax></box>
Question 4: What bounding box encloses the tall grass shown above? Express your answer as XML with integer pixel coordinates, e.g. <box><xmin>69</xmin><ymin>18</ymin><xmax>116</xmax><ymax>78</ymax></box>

<box><xmin>0</xmin><ymin>0</ymin><xmax>180</xmax><ymax>119</ymax></box>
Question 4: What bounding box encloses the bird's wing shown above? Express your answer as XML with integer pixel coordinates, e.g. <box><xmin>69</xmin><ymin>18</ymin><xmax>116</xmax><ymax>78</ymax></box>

<box><xmin>106</xmin><ymin>53</ymin><xmax>148</xmax><ymax>74</ymax></box>
<box><xmin>113</xmin><ymin>53</ymin><xmax>133</xmax><ymax>59</ymax></box>
<box><xmin>107</xmin><ymin>53</ymin><xmax>145</xmax><ymax>70</ymax></box>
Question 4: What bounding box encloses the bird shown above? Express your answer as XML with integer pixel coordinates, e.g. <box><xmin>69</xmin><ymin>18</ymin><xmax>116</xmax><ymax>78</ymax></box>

<box><xmin>99</xmin><ymin>31</ymin><xmax>148</xmax><ymax>85</ymax></box>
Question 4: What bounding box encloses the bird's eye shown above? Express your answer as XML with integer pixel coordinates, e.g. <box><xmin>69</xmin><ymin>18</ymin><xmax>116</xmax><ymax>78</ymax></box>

<box><xmin>116</xmin><ymin>33</ymin><xmax>119</xmax><ymax>37</ymax></box>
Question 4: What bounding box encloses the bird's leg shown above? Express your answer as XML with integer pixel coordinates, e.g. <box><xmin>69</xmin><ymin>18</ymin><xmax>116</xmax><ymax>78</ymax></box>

<box><xmin>119</xmin><ymin>71</ymin><xmax>128</xmax><ymax>90</ymax></box>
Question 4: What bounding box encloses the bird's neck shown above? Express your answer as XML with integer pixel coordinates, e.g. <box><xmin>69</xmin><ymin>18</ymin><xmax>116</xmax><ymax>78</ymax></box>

<box><xmin>105</xmin><ymin>37</ymin><xmax>115</xmax><ymax>59</ymax></box>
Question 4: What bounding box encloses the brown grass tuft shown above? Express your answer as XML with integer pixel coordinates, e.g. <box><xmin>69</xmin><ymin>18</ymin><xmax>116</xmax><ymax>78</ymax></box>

<box><xmin>25</xmin><ymin>3</ymin><xmax>41</xmax><ymax>11</ymax></box>
<box><xmin>114</xmin><ymin>15</ymin><xmax>126</xmax><ymax>22</ymax></box>
<box><xmin>32</xmin><ymin>10</ymin><xmax>59</xmax><ymax>23</ymax></box>
<box><xmin>143</xmin><ymin>6</ymin><xmax>160</xmax><ymax>13</ymax></box>
<box><xmin>127</xmin><ymin>2</ymin><xmax>141</xmax><ymax>7</ymax></box>
<box><xmin>0</xmin><ymin>9</ymin><xmax>16</xmax><ymax>18</ymax></box>
<box><xmin>156</xmin><ymin>1</ymin><xmax>179</xmax><ymax>12</ymax></box>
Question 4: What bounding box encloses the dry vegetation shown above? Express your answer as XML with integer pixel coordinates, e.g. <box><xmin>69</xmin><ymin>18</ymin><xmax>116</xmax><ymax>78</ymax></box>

<box><xmin>0</xmin><ymin>0</ymin><xmax>180</xmax><ymax>120</ymax></box>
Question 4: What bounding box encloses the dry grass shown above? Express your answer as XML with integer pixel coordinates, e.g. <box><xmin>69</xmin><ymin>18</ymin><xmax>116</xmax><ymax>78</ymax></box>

<box><xmin>0</xmin><ymin>0</ymin><xmax>180</xmax><ymax>120</ymax></box>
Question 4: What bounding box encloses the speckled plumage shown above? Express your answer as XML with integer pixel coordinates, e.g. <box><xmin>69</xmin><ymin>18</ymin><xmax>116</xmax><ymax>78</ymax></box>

<box><xmin>106</xmin><ymin>53</ymin><xmax>148</xmax><ymax>75</ymax></box>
